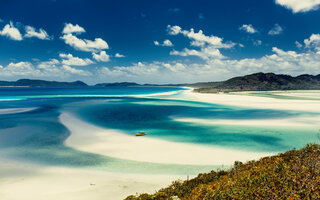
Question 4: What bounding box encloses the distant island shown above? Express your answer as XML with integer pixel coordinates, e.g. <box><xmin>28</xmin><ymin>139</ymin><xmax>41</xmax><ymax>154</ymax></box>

<box><xmin>125</xmin><ymin>144</ymin><xmax>320</xmax><ymax>200</ymax></box>
<box><xmin>1</xmin><ymin>73</ymin><xmax>320</xmax><ymax>91</ymax></box>
<box><xmin>0</xmin><ymin>79</ymin><xmax>87</xmax><ymax>87</ymax></box>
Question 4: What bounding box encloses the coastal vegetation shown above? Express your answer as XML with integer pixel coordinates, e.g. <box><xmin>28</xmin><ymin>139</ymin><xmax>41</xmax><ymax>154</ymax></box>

<box><xmin>125</xmin><ymin>144</ymin><xmax>320</xmax><ymax>200</ymax></box>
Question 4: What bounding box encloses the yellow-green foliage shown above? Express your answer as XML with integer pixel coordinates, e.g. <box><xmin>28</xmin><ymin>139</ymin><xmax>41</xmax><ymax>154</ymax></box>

<box><xmin>125</xmin><ymin>144</ymin><xmax>320</xmax><ymax>200</ymax></box>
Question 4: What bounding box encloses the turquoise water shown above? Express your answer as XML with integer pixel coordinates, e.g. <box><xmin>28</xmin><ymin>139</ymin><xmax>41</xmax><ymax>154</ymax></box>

<box><xmin>0</xmin><ymin>87</ymin><xmax>319</xmax><ymax>175</ymax></box>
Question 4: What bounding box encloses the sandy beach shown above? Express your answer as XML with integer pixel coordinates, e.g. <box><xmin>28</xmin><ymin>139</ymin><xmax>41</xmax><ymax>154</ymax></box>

<box><xmin>176</xmin><ymin>89</ymin><xmax>320</xmax><ymax>113</ymax></box>
<box><xmin>61</xmin><ymin>112</ymin><xmax>272</xmax><ymax>166</ymax></box>
<box><xmin>0</xmin><ymin>158</ymin><xmax>183</xmax><ymax>200</ymax></box>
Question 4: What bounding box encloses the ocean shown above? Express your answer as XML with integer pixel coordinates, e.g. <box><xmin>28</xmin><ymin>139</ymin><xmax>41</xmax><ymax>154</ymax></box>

<box><xmin>0</xmin><ymin>87</ymin><xmax>319</xmax><ymax>175</ymax></box>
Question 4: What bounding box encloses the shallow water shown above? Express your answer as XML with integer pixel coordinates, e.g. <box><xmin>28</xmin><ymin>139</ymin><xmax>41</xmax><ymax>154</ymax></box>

<box><xmin>0</xmin><ymin>87</ymin><xmax>319</xmax><ymax>175</ymax></box>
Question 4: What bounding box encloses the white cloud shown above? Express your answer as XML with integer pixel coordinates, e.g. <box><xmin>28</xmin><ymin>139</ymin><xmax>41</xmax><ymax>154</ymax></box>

<box><xmin>0</xmin><ymin>59</ymin><xmax>92</xmax><ymax>79</ymax></box>
<box><xmin>268</xmin><ymin>24</ymin><xmax>283</xmax><ymax>35</ymax></box>
<box><xmin>24</xmin><ymin>26</ymin><xmax>51</xmax><ymax>40</ymax></box>
<box><xmin>275</xmin><ymin>0</ymin><xmax>320</xmax><ymax>13</ymax></box>
<box><xmin>59</xmin><ymin>53</ymin><xmax>93</xmax><ymax>66</ymax></box>
<box><xmin>167</xmin><ymin>25</ymin><xmax>182</xmax><ymax>35</ymax></box>
<box><xmin>2</xmin><ymin>62</ymin><xmax>38</xmax><ymax>76</ymax></box>
<box><xmin>154</xmin><ymin>39</ymin><xmax>173</xmax><ymax>47</ymax></box>
<box><xmin>167</xmin><ymin>25</ymin><xmax>235</xmax><ymax>60</ymax></box>
<box><xmin>0</xmin><ymin>22</ymin><xmax>23</xmax><ymax>41</ymax></box>
<box><xmin>62</xmin><ymin>65</ymin><xmax>91</xmax><ymax>76</ymax></box>
<box><xmin>239</xmin><ymin>24</ymin><xmax>258</xmax><ymax>34</ymax></box>
<box><xmin>61</xmin><ymin>33</ymin><xmax>109</xmax><ymax>52</ymax></box>
<box><xmin>170</xmin><ymin>47</ymin><xmax>225</xmax><ymax>60</ymax></box>
<box><xmin>115</xmin><ymin>53</ymin><xmax>125</xmax><ymax>58</ymax></box>
<box><xmin>62</xmin><ymin>23</ymin><xmax>85</xmax><ymax>34</ymax></box>
<box><xmin>304</xmin><ymin>34</ymin><xmax>320</xmax><ymax>51</ymax></box>
<box><xmin>163</xmin><ymin>39</ymin><xmax>173</xmax><ymax>46</ymax></box>
<box><xmin>95</xmin><ymin>45</ymin><xmax>320</xmax><ymax>83</ymax></box>
<box><xmin>93</xmin><ymin>31</ymin><xmax>320</xmax><ymax>84</ymax></box>
<box><xmin>92</xmin><ymin>51</ymin><xmax>110</xmax><ymax>62</ymax></box>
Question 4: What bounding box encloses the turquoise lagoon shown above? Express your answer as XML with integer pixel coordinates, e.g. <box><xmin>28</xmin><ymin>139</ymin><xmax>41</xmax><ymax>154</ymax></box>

<box><xmin>0</xmin><ymin>87</ymin><xmax>319</xmax><ymax>175</ymax></box>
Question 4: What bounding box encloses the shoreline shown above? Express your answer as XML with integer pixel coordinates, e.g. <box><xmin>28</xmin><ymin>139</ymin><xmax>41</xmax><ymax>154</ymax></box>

<box><xmin>175</xmin><ymin>89</ymin><xmax>320</xmax><ymax>113</ymax></box>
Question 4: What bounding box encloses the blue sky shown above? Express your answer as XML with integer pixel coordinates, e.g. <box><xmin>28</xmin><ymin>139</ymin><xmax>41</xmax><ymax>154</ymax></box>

<box><xmin>1</xmin><ymin>0</ymin><xmax>320</xmax><ymax>84</ymax></box>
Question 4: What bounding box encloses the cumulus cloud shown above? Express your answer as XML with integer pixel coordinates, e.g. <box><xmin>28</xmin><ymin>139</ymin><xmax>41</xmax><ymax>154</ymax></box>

<box><xmin>60</xmin><ymin>23</ymin><xmax>109</xmax><ymax>52</ymax></box>
<box><xmin>95</xmin><ymin>44</ymin><xmax>320</xmax><ymax>83</ymax></box>
<box><xmin>268</xmin><ymin>24</ymin><xmax>283</xmax><ymax>35</ymax></box>
<box><xmin>275</xmin><ymin>0</ymin><xmax>320</xmax><ymax>13</ymax></box>
<box><xmin>59</xmin><ymin>53</ymin><xmax>93</xmax><ymax>66</ymax></box>
<box><xmin>93</xmin><ymin>31</ymin><xmax>320</xmax><ymax>84</ymax></box>
<box><xmin>167</xmin><ymin>25</ymin><xmax>182</xmax><ymax>35</ymax></box>
<box><xmin>154</xmin><ymin>39</ymin><xmax>173</xmax><ymax>47</ymax></box>
<box><xmin>170</xmin><ymin>47</ymin><xmax>225</xmax><ymax>60</ymax></box>
<box><xmin>115</xmin><ymin>53</ymin><xmax>125</xmax><ymax>58</ymax></box>
<box><xmin>0</xmin><ymin>22</ymin><xmax>23</xmax><ymax>41</ymax></box>
<box><xmin>62</xmin><ymin>65</ymin><xmax>91</xmax><ymax>76</ymax></box>
<box><xmin>92</xmin><ymin>51</ymin><xmax>110</xmax><ymax>62</ymax></box>
<box><xmin>61</xmin><ymin>33</ymin><xmax>109</xmax><ymax>52</ymax></box>
<box><xmin>168</xmin><ymin>26</ymin><xmax>235</xmax><ymax>48</ymax></box>
<box><xmin>239</xmin><ymin>24</ymin><xmax>258</xmax><ymax>34</ymax></box>
<box><xmin>62</xmin><ymin>23</ymin><xmax>85</xmax><ymax>34</ymax></box>
<box><xmin>304</xmin><ymin>34</ymin><xmax>320</xmax><ymax>51</ymax></box>
<box><xmin>1</xmin><ymin>61</ymin><xmax>39</xmax><ymax>76</ymax></box>
<box><xmin>0</xmin><ymin>59</ymin><xmax>92</xmax><ymax>79</ymax></box>
<box><xmin>167</xmin><ymin>25</ymin><xmax>235</xmax><ymax>60</ymax></box>
<box><xmin>24</xmin><ymin>26</ymin><xmax>51</xmax><ymax>40</ymax></box>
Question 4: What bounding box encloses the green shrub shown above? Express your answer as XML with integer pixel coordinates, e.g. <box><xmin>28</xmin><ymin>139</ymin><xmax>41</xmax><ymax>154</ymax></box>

<box><xmin>124</xmin><ymin>144</ymin><xmax>320</xmax><ymax>200</ymax></box>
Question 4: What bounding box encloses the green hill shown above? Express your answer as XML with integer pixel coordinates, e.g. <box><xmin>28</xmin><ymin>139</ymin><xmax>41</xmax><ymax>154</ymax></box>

<box><xmin>193</xmin><ymin>72</ymin><xmax>320</xmax><ymax>93</ymax></box>
<box><xmin>125</xmin><ymin>144</ymin><xmax>320</xmax><ymax>200</ymax></box>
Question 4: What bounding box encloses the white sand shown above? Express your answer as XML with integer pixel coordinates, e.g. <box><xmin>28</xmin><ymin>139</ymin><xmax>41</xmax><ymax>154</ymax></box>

<box><xmin>0</xmin><ymin>158</ymin><xmax>183</xmax><ymax>200</ymax></box>
<box><xmin>177</xmin><ymin>89</ymin><xmax>320</xmax><ymax>112</ymax></box>
<box><xmin>0</xmin><ymin>107</ymin><xmax>37</xmax><ymax>115</ymax></box>
<box><xmin>173</xmin><ymin>115</ymin><xmax>320</xmax><ymax>128</ymax></box>
<box><xmin>61</xmin><ymin>113</ymin><xmax>272</xmax><ymax>166</ymax></box>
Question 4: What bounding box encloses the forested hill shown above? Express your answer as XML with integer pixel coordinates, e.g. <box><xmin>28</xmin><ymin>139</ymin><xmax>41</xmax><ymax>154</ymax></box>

<box><xmin>0</xmin><ymin>79</ymin><xmax>87</xmax><ymax>87</ymax></box>
<box><xmin>193</xmin><ymin>72</ymin><xmax>320</xmax><ymax>93</ymax></box>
